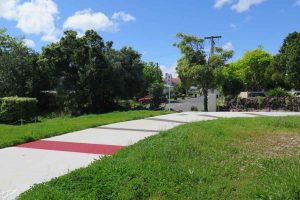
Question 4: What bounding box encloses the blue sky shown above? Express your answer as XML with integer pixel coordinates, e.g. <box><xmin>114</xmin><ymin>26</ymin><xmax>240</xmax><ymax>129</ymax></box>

<box><xmin>1</xmin><ymin>0</ymin><xmax>300</xmax><ymax>75</ymax></box>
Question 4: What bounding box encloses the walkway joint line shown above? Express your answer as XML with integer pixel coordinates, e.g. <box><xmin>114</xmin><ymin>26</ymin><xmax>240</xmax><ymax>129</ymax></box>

<box><xmin>198</xmin><ymin>114</ymin><xmax>221</xmax><ymax>119</ymax></box>
<box><xmin>244</xmin><ymin>113</ymin><xmax>268</xmax><ymax>117</ymax></box>
<box><xmin>145</xmin><ymin>118</ymin><xmax>186</xmax><ymax>124</ymax></box>
<box><xmin>93</xmin><ymin>127</ymin><xmax>158</xmax><ymax>133</ymax></box>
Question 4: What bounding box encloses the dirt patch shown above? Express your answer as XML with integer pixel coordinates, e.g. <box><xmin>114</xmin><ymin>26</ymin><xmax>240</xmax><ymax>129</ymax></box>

<box><xmin>245</xmin><ymin>133</ymin><xmax>300</xmax><ymax>157</ymax></box>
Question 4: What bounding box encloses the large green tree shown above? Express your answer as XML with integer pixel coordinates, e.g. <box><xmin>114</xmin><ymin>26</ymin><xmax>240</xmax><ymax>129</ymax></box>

<box><xmin>222</xmin><ymin>47</ymin><xmax>273</xmax><ymax>92</ymax></box>
<box><xmin>39</xmin><ymin>30</ymin><xmax>144</xmax><ymax>114</ymax></box>
<box><xmin>0</xmin><ymin>29</ymin><xmax>45</xmax><ymax>98</ymax></box>
<box><xmin>174</xmin><ymin>33</ymin><xmax>233</xmax><ymax>111</ymax></box>
<box><xmin>270</xmin><ymin>32</ymin><xmax>300</xmax><ymax>89</ymax></box>
<box><xmin>240</xmin><ymin>47</ymin><xmax>273</xmax><ymax>91</ymax></box>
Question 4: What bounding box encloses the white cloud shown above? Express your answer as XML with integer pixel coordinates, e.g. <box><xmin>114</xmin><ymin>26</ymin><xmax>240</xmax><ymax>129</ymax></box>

<box><xmin>222</xmin><ymin>42</ymin><xmax>234</xmax><ymax>51</ymax></box>
<box><xmin>214</xmin><ymin>0</ymin><xmax>267</xmax><ymax>12</ymax></box>
<box><xmin>0</xmin><ymin>0</ymin><xmax>59</xmax><ymax>42</ymax></box>
<box><xmin>231</xmin><ymin>0</ymin><xmax>266</xmax><ymax>12</ymax></box>
<box><xmin>23</xmin><ymin>38</ymin><xmax>35</xmax><ymax>48</ymax></box>
<box><xmin>0</xmin><ymin>0</ymin><xmax>18</xmax><ymax>20</ymax></box>
<box><xmin>214</xmin><ymin>0</ymin><xmax>232</xmax><ymax>9</ymax></box>
<box><xmin>63</xmin><ymin>9</ymin><xmax>136</xmax><ymax>34</ymax></box>
<box><xmin>63</xmin><ymin>9</ymin><xmax>117</xmax><ymax>33</ymax></box>
<box><xmin>230</xmin><ymin>23</ymin><xmax>237</xmax><ymax>29</ymax></box>
<box><xmin>112</xmin><ymin>12</ymin><xmax>136</xmax><ymax>22</ymax></box>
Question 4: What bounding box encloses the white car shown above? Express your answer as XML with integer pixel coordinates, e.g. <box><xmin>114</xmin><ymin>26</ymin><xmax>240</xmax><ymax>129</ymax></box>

<box><xmin>290</xmin><ymin>91</ymin><xmax>300</xmax><ymax>97</ymax></box>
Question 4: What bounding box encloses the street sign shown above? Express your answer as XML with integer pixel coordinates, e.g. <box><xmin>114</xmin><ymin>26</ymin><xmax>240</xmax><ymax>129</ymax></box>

<box><xmin>165</xmin><ymin>73</ymin><xmax>172</xmax><ymax>86</ymax></box>
<box><xmin>165</xmin><ymin>73</ymin><xmax>173</xmax><ymax>111</ymax></box>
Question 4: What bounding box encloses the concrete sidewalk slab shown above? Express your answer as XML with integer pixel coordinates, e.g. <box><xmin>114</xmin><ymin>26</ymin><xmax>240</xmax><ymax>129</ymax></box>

<box><xmin>0</xmin><ymin>147</ymin><xmax>99</xmax><ymax>199</ymax></box>
<box><xmin>46</xmin><ymin>128</ymin><xmax>157</xmax><ymax>146</ymax></box>
<box><xmin>102</xmin><ymin>119</ymin><xmax>182</xmax><ymax>131</ymax></box>
<box><xmin>246</xmin><ymin>112</ymin><xmax>300</xmax><ymax>117</ymax></box>
<box><xmin>148</xmin><ymin>113</ymin><xmax>215</xmax><ymax>123</ymax></box>
<box><xmin>184</xmin><ymin>112</ymin><xmax>256</xmax><ymax>118</ymax></box>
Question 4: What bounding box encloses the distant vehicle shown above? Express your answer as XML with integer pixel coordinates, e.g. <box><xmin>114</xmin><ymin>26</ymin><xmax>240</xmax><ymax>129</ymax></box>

<box><xmin>138</xmin><ymin>96</ymin><xmax>152</xmax><ymax>104</ymax></box>
<box><xmin>289</xmin><ymin>91</ymin><xmax>300</xmax><ymax>97</ymax></box>
<box><xmin>239</xmin><ymin>91</ymin><xmax>265</xmax><ymax>98</ymax></box>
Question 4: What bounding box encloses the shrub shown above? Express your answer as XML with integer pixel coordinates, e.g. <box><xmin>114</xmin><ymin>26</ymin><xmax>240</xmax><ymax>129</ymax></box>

<box><xmin>267</xmin><ymin>87</ymin><xmax>289</xmax><ymax>97</ymax></box>
<box><xmin>0</xmin><ymin>97</ymin><xmax>38</xmax><ymax>123</ymax></box>
<box><xmin>257</xmin><ymin>96</ymin><xmax>265</xmax><ymax>109</ymax></box>
<box><xmin>149</xmin><ymin>81</ymin><xmax>164</xmax><ymax>109</ymax></box>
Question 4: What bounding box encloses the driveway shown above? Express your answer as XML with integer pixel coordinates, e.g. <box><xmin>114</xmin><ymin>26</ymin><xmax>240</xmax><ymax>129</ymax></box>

<box><xmin>164</xmin><ymin>96</ymin><xmax>204</xmax><ymax>111</ymax></box>
<box><xmin>1</xmin><ymin>112</ymin><xmax>300</xmax><ymax>199</ymax></box>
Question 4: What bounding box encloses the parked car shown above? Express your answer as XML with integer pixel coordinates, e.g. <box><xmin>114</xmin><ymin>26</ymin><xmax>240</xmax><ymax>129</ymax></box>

<box><xmin>138</xmin><ymin>95</ymin><xmax>152</xmax><ymax>104</ymax></box>
<box><xmin>289</xmin><ymin>91</ymin><xmax>300</xmax><ymax>97</ymax></box>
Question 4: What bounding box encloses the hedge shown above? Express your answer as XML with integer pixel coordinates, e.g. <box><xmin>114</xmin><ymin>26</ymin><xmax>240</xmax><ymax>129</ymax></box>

<box><xmin>223</xmin><ymin>96</ymin><xmax>300</xmax><ymax>112</ymax></box>
<box><xmin>0</xmin><ymin>97</ymin><xmax>38</xmax><ymax>124</ymax></box>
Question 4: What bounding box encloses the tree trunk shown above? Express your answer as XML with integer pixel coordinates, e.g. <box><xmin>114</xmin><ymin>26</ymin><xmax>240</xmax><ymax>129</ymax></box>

<box><xmin>203</xmin><ymin>89</ymin><xmax>208</xmax><ymax>112</ymax></box>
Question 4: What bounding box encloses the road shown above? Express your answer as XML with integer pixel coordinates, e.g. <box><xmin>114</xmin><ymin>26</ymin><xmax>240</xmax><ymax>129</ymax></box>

<box><xmin>164</xmin><ymin>96</ymin><xmax>204</xmax><ymax>111</ymax></box>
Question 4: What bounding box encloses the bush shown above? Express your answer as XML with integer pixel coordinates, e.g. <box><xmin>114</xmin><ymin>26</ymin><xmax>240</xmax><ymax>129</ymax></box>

<box><xmin>0</xmin><ymin>97</ymin><xmax>38</xmax><ymax>123</ymax></box>
<box><xmin>149</xmin><ymin>81</ymin><xmax>164</xmax><ymax>109</ymax></box>
<box><xmin>267</xmin><ymin>87</ymin><xmax>289</xmax><ymax>97</ymax></box>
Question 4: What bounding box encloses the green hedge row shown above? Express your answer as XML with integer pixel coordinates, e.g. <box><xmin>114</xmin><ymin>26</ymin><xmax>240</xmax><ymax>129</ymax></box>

<box><xmin>0</xmin><ymin>97</ymin><xmax>38</xmax><ymax>124</ymax></box>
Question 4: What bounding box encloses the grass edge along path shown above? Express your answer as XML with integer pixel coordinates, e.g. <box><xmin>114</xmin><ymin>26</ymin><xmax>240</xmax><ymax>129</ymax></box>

<box><xmin>0</xmin><ymin>110</ymin><xmax>171</xmax><ymax>149</ymax></box>
<box><xmin>18</xmin><ymin>116</ymin><xmax>300</xmax><ymax>200</ymax></box>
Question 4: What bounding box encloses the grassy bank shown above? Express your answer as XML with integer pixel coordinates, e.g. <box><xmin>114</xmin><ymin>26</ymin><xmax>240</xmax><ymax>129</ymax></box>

<box><xmin>19</xmin><ymin>116</ymin><xmax>300</xmax><ymax>199</ymax></box>
<box><xmin>0</xmin><ymin>110</ymin><xmax>170</xmax><ymax>148</ymax></box>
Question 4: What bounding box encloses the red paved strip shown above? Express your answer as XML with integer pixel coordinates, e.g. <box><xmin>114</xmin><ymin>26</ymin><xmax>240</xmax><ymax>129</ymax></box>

<box><xmin>16</xmin><ymin>140</ymin><xmax>125</xmax><ymax>155</ymax></box>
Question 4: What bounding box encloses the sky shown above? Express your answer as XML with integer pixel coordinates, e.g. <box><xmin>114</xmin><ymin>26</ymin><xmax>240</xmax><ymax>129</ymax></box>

<box><xmin>0</xmin><ymin>0</ymin><xmax>300</xmax><ymax>76</ymax></box>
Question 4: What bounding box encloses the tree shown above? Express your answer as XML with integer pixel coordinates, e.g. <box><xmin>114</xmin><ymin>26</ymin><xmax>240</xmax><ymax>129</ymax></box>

<box><xmin>39</xmin><ymin>30</ymin><xmax>145</xmax><ymax>114</ymax></box>
<box><xmin>0</xmin><ymin>29</ymin><xmax>46</xmax><ymax>98</ymax></box>
<box><xmin>237</xmin><ymin>47</ymin><xmax>273</xmax><ymax>91</ymax></box>
<box><xmin>176</xmin><ymin>57</ymin><xmax>192</xmax><ymax>95</ymax></box>
<box><xmin>174</xmin><ymin>33</ymin><xmax>233</xmax><ymax>111</ymax></box>
<box><xmin>142</xmin><ymin>62</ymin><xmax>163</xmax><ymax>96</ymax></box>
<box><xmin>216</xmin><ymin>62</ymin><xmax>244</xmax><ymax>96</ymax></box>
<box><xmin>271</xmin><ymin>32</ymin><xmax>300</xmax><ymax>89</ymax></box>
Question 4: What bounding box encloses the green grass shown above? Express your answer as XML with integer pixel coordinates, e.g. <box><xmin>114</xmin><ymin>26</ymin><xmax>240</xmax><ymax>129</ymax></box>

<box><xmin>0</xmin><ymin>110</ymin><xmax>170</xmax><ymax>149</ymax></box>
<box><xmin>18</xmin><ymin>116</ymin><xmax>300</xmax><ymax>200</ymax></box>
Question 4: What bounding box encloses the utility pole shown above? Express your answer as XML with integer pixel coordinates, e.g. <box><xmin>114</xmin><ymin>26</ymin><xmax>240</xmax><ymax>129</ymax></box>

<box><xmin>203</xmin><ymin>35</ymin><xmax>222</xmax><ymax>112</ymax></box>
<box><xmin>204</xmin><ymin>36</ymin><xmax>222</xmax><ymax>57</ymax></box>
<box><xmin>156</xmin><ymin>63</ymin><xmax>159</xmax><ymax>81</ymax></box>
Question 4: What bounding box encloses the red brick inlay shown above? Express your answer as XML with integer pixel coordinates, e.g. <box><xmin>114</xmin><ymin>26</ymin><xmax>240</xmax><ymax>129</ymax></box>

<box><xmin>17</xmin><ymin>140</ymin><xmax>125</xmax><ymax>155</ymax></box>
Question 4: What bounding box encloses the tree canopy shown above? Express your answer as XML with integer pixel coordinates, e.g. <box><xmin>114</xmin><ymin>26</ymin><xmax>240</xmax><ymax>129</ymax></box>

<box><xmin>38</xmin><ymin>30</ymin><xmax>145</xmax><ymax>114</ymax></box>
<box><xmin>218</xmin><ymin>47</ymin><xmax>273</xmax><ymax>94</ymax></box>
<box><xmin>0</xmin><ymin>29</ymin><xmax>45</xmax><ymax>98</ymax></box>
<box><xmin>142</xmin><ymin>62</ymin><xmax>163</xmax><ymax>96</ymax></box>
<box><xmin>270</xmin><ymin>32</ymin><xmax>300</xmax><ymax>89</ymax></box>
<box><xmin>174</xmin><ymin>33</ymin><xmax>233</xmax><ymax>111</ymax></box>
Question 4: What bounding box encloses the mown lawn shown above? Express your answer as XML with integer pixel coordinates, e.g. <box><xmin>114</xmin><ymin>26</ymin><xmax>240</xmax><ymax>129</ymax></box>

<box><xmin>18</xmin><ymin>116</ymin><xmax>300</xmax><ymax>200</ymax></box>
<box><xmin>0</xmin><ymin>110</ymin><xmax>170</xmax><ymax>149</ymax></box>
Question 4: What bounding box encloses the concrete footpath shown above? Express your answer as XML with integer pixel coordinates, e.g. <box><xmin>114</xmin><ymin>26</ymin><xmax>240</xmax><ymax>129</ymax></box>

<box><xmin>1</xmin><ymin>112</ymin><xmax>300</xmax><ymax>199</ymax></box>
